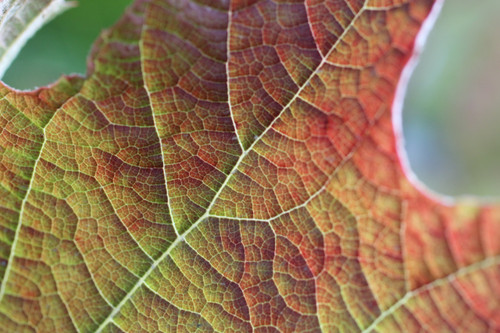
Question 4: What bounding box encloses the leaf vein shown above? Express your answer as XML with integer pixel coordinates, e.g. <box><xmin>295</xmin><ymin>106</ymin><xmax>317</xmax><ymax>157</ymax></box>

<box><xmin>362</xmin><ymin>255</ymin><xmax>500</xmax><ymax>332</ymax></box>
<box><xmin>93</xmin><ymin>2</ymin><xmax>369</xmax><ymax>330</ymax></box>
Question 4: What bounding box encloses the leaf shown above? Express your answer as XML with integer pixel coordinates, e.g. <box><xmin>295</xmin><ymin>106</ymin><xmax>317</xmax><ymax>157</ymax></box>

<box><xmin>0</xmin><ymin>0</ymin><xmax>76</xmax><ymax>78</ymax></box>
<box><xmin>0</xmin><ymin>0</ymin><xmax>499</xmax><ymax>332</ymax></box>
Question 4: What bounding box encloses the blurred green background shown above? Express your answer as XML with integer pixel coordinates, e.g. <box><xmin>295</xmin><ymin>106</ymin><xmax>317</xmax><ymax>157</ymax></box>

<box><xmin>2</xmin><ymin>0</ymin><xmax>499</xmax><ymax>197</ymax></box>
<box><xmin>2</xmin><ymin>0</ymin><xmax>131</xmax><ymax>87</ymax></box>
<box><xmin>404</xmin><ymin>0</ymin><xmax>500</xmax><ymax>196</ymax></box>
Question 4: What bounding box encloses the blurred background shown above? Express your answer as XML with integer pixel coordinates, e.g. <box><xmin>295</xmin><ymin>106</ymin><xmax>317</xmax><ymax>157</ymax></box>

<box><xmin>404</xmin><ymin>0</ymin><xmax>500</xmax><ymax>197</ymax></box>
<box><xmin>2</xmin><ymin>0</ymin><xmax>499</xmax><ymax>197</ymax></box>
<box><xmin>2</xmin><ymin>0</ymin><xmax>131</xmax><ymax>87</ymax></box>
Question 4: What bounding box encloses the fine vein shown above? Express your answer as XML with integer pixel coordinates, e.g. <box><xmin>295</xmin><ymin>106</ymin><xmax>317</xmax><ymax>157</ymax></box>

<box><xmin>362</xmin><ymin>255</ymin><xmax>500</xmax><ymax>333</ymax></box>
<box><xmin>0</xmin><ymin>113</ymin><xmax>55</xmax><ymax>302</ymax></box>
<box><xmin>94</xmin><ymin>2</ymin><xmax>368</xmax><ymax>331</ymax></box>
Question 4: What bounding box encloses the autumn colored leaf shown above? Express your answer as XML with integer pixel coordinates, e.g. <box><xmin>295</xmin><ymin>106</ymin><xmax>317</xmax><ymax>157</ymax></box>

<box><xmin>0</xmin><ymin>0</ymin><xmax>499</xmax><ymax>332</ymax></box>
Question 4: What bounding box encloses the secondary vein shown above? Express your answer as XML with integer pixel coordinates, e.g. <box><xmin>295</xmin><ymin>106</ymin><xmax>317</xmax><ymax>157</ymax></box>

<box><xmin>94</xmin><ymin>2</ymin><xmax>368</xmax><ymax>330</ymax></box>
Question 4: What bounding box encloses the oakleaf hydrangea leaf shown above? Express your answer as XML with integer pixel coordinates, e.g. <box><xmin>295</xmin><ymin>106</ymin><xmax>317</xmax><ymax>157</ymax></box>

<box><xmin>0</xmin><ymin>0</ymin><xmax>499</xmax><ymax>332</ymax></box>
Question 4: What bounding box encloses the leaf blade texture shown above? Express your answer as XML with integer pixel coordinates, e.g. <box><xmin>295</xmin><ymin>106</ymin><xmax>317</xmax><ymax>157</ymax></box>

<box><xmin>0</xmin><ymin>0</ymin><xmax>499</xmax><ymax>332</ymax></box>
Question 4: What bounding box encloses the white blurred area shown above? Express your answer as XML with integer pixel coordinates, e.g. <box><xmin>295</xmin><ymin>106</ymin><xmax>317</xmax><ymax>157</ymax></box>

<box><xmin>404</xmin><ymin>0</ymin><xmax>500</xmax><ymax>196</ymax></box>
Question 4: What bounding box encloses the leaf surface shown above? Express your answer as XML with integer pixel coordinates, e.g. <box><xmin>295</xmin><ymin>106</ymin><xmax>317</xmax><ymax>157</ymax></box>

<box><xmin>0</xmin><ymin>0</ymin><xmax>499</xmax><ymax>332</ymax></box>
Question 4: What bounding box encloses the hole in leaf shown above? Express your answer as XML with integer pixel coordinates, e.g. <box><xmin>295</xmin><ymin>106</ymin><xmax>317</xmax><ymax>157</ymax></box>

<box><xmin>404</xmin><ymin>0</ymin><xmax>500</xmax><ymax>197</ymax></box>
<box><xmin>2</xmin><ymin>0</ymin><xmax>132</xmax><ymax>90</ymax></box>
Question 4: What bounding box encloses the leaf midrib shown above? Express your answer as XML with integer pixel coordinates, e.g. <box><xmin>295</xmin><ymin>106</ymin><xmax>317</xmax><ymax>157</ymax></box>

<box><xmin>94</xmin><ymin>2</ymin><xmax>369</xmax><ymax>331</ymax></box>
